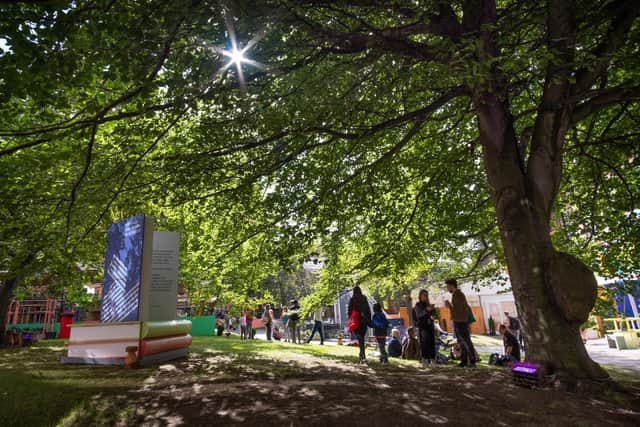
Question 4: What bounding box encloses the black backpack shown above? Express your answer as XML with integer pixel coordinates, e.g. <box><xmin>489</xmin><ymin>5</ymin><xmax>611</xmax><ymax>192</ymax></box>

<box><xmin>289</xmin><ymin>312</ymin><xmax>300</xmax><ymax>321</ymax></box>
<box><xmin>489</xmin><ymin>353</ymin><xmax>512</xmax><ymax>367</ymax></box>
<box><xmin>489</xmin><ymin>353</ymin><xmax>502</xmax><ymax>365</ymax></box>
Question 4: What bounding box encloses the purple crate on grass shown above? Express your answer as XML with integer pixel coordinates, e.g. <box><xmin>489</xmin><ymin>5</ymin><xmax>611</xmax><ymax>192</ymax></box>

<box><xmin>512</xmin><ymin>361</ymin><xmax>544</xmax><ymax>388</ymax></box>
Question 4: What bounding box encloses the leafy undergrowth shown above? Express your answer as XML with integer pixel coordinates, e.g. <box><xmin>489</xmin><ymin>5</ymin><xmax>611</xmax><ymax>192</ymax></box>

<box><xmin>1</xmin><ymin>337</ymin><xmax>639</xmax><ymax>426</ymax></box>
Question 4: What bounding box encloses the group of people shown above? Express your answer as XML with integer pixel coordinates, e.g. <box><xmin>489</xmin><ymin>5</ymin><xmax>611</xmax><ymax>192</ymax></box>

<box><xmin>347</xmin><ymin>278</ymin><xmax>484</xmax><ymax>367</ymax></box>
<box><xmin>278</xmin><ymin>300</ymin><xmax>305</xmax><ymax>344</ymax></box>
<box><xmin>224</xmin><ymin>277</ymin><xmax>523</xmax><ymax>368</ymax></box>
<box><xmin>234</xmin><ymin>299</ymin><xmax>311</xmax><ymax>344</ymax></box>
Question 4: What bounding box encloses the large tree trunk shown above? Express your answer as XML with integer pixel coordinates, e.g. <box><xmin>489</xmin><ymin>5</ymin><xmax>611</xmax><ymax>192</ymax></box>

<box><xmin>0</xmin><ymin>277</ymin><xmax>18</xmax><ymax>347</ymax></box>
<box><xmin>0</xmin><ymin>252</ymin><xmax>38</xmax><ymax>347</ymax></box>
<box><xmin>475</xmin><ymin>94</ymin><xmax>608</xmax><ymax>387</ymax></box>
<box><xmin>466</xmin><ymin>0</ymin><xmax>609</xmax><ymax>388</ymax></box>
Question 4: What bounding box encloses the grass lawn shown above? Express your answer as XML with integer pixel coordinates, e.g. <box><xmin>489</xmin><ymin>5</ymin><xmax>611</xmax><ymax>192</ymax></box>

<box><xmin>470</xmin><ymin>334</ymin><xmax>503</xmax><ymax>347</ymax></box>
<box><xmin>1</xmin><ymin>336</ymin><xmax>639</xmax><ymax>426</ymax></box>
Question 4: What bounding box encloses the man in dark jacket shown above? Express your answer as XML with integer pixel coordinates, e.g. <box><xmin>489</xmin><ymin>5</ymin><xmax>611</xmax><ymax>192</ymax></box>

<box><xmin>348</xmin><ymin>286</ymin><xmax>371</xmax><ymax>363</ymax></box>
<box><xmin>445</xmin><ymin>278</ymin><xmax>477</xmax><ymax>367</ymax></box>
<box><xmin>505</xmin><ymin>311</ymin><xmax>523</xmax><ymax>349</ymax></box>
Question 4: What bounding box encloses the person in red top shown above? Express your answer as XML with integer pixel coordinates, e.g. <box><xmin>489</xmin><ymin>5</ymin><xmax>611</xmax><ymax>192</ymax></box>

<box><xmin>245</xmin><ymin>310</ymin><xmax>254</xmax><ymax>340</ymax></box>
<box><xmin>348</xmin><ymin>286</ymin><xmax>371</xmax><ymax>364</ymax></box>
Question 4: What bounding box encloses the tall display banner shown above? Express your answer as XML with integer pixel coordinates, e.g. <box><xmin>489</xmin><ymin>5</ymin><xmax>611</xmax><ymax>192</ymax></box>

<box><xmin>139</xmin><ymin>231</ymin><xmax>181</xmax><ymax>321</ymax></box>
<box><xmin>64</xmin><ymin>214</ymin><xmax>189</xmax><ymax>366</ymax></box>
<box><xmin>99</xmin><ymin>214</ymin><xmax>154</xmax><ymax>323</ymax></box>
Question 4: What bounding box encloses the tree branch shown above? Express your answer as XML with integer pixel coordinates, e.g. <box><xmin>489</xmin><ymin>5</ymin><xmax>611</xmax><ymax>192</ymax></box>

<box><xmin>581</xmin><ymin>151</ymin><xmax>636</xmax><ymax>210</ymax></box>
<box><xmin>570</xmin><ymin>0</ymin><xmax>640</xmax><ymax>97</ymax></box>
<box><xmin>285</xmin><ymin>7</ymin><xmax>452</xmax><ymax>63</ymax></box>
<box><xmin>64</xmin><ymin>118</ymin><xmax>99</xmax><ymax>249</ymax></box>
<box><xmin>571</xmin><ymin>85</ymin><xmax>640</xmax><ymax>124</ymax></box>
<box><xmin>78</xmin><ymin>108</ymin><xmax>189</xmax><ymax>243</ymax></box>
<box><xmin>0</xmin><ymin>103</ymin><xmax>176</xmax><ymax>156</ymax></box>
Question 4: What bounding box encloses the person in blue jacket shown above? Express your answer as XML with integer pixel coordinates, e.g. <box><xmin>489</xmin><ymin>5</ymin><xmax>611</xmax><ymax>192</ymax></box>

<box><xmin>371</xmin><ymin>303</ymin><xmax>390</xmax><ymax>364</ymax></box>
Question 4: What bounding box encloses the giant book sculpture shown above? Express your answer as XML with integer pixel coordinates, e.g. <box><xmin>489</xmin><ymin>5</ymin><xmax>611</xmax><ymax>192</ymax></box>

<box><xmin>62</xmin><ymin>214</ymin><xmax>191</xmax><ymax>366</ymax></box>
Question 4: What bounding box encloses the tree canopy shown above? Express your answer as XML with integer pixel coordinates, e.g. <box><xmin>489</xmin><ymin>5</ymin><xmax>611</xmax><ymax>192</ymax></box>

<box><xmin>1</xmin><ymin>0</ymin><xmax>639</xmax><ymax>380</ymax></box>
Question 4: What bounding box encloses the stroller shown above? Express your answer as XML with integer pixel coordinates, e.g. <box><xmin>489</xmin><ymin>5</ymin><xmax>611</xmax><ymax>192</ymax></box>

<box><xmin>436</xmin><ymin>331</ymin><xmax>451</xmax><ymax>351</ymax></box>
<box><xmin>272</xmin><ymin>327</ymin><xmax>284</xmax><ymax>341</ymax></box>
<box><xmin>435</xmin><ymin>332</ymin><xmax>452</xmax><ymax>364</ymax></box>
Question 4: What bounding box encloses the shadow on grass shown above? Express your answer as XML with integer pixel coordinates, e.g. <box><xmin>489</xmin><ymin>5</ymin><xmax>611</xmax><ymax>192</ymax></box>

<box><xmin>99</xmin><ymin>336</ymin><xmax>639</xmax><ymax>426</ymax></box>
<box><xmin>0</xmin><ymin>341</ymin><xmax>151</xmax><ymax>427</ymax></box>
<box><xmin>2</xmin><ymin>336</ymin><xmax>639</xmax><ymax>426</ymax></box>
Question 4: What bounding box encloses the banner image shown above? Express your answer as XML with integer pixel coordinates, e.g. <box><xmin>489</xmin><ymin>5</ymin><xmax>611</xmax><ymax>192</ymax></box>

<box><xmin>100</xmin><ymin>214</ymin><xmax>153</xmax><ymax>322</ymax></box>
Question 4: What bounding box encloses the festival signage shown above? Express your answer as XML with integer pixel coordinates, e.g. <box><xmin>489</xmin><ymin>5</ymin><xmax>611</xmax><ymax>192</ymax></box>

<box><xmin>64</xmin><ymin>215</ymin><xmax>188</xmax><ymax>366</ymax></box>
<box><xmin>99</xmin><ymin>214</ymin><xmax>154</xmax><ymax>323</ymax></box>
<box><xmin>141</xmin><ymin>231</ymin><xmax>181</xmax><ymax>321</ymax></box>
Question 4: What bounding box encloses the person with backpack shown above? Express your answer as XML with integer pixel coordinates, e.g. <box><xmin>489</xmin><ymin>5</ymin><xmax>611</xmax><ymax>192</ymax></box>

<box><xmin>262</xmin><ymin>304</ymin><xmax>274</xmax><ymax>341</ymax></box>
<box><xmin>444</xmin><ymin>278</ymin><xmax>477</xmax><ymax>368</ymax></box>
<box><xmin>413</xmin><ymin>289</ymin><xmax>437</xmax><ymax>367</ymax></box>
<box><xmin>371</xmin><ymin>303</ymin><xmax>389</xmax><ymax>364</ymax></box>
<box><xmin>401</xmin><ymin>326</ymin><xmax>421</xmax><ymax>360</ymax></box>
<box><xmin>348</xmin><ymin>286</ymin><xmax>371</xmax><ymax>364</ymax></box>
<box><xmin>287</xmin><ymin>300</ymin><xmax>302</xmax><ymax>344</ymax></box>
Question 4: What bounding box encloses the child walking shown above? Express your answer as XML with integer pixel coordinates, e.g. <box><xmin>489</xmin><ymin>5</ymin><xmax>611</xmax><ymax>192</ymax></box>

<box><xmin>371</xmin><ymin>303</ymin><xmax>390</xmax><ymax>364</ymax></box>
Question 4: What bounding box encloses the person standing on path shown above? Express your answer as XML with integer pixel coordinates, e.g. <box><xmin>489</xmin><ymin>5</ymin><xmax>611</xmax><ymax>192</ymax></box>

<box><xmin>246</xmin><ymin>310</ymin><xmax>254</xmax><ymax>339</ymax></box>
<box><xmin>413</xmin><ymin>289</ymin><xmax>437</xmax><ymax>367</ymax></box>
<box><xmin>306</xmin><ymin>307</ymin><xmax>325</xmax><ymax>344</ymax></box>
<box><xmin>348</xmin><ymin>286</ymin><xmax>372</xmax><ymax>364</ymax></box>
<box><xmin>445</xmin><ymin>278</ymin><xmax>477</xmax><ymax>368</ymax></box>
<box><xmin>288</xmin><ymin>300</ymin><xmax>302</xmax><ymax>344</ymax></box>
<box><xmin>281</xmin><ymin>306</ymin><xmax>290</xmax><ymax>342</ymax></box>
<box><xmin>239</xmin><ymin>309</ymin><xmax>248</xmax><ymax>340</ymax></box>
<box><xmin>262</xmin><ymin>304</ymin><xmax>274</xmax><ymax>341</ymax></box>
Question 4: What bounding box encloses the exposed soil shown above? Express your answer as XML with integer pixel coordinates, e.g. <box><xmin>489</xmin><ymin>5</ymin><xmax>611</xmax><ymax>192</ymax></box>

<box><xmin>3</xmin><ymin>340</ymin><xmax>639</xmax><ymax>426</ymax></box>
<box><xmin>101</xmin><ymin>349</ymin><xmax>640</xmax><ymax>426</ymax></box>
